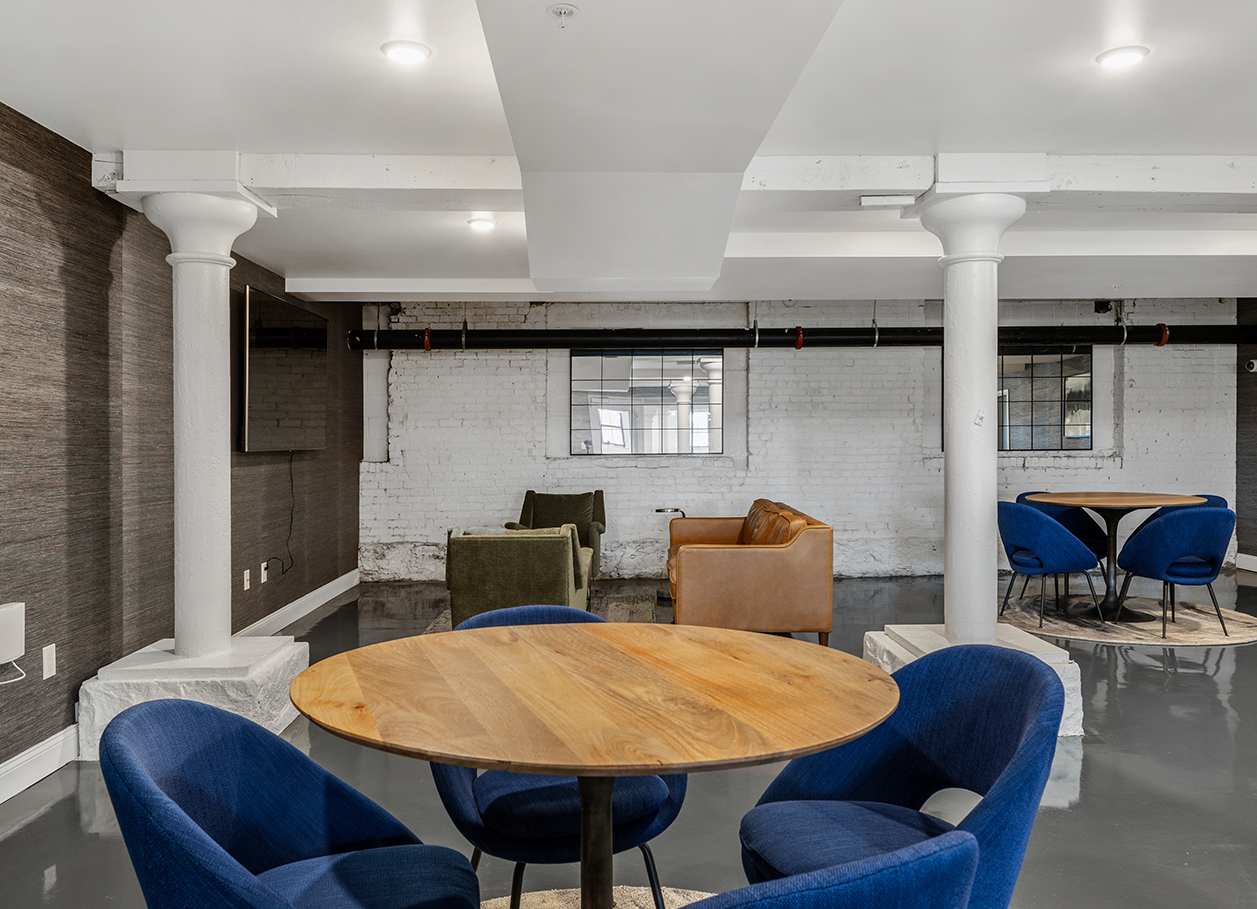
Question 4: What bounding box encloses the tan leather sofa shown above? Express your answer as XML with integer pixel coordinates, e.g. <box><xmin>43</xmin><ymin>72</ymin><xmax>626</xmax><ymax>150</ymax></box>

<box><xmin>666</xmin><ymin>499</ymin><xmax>834</xmax><ymax>646</ymax></box>
<box><xmin>446</xmin><ymin>524</ymin><xmax>591</xmax><ymax>627</ymax></box>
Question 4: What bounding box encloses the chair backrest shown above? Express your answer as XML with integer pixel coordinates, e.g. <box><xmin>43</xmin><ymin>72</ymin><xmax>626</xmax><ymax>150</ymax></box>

<box><xmin>997</xmin><ymin>501</ymin><xmax>1098</xmax><ymax>572</ymax></box>
<box><xmin>100</xmin><ymin>700</ymin><xmax>419</xmax><ymax>909</ymax></box>
<box><xmin>455</xmin><ymin>603</ymin><xmax>606</xmax><ymax>630</ymax></box>
<box><xmin>1015</xmin><ymin>491</ymin><xmax>1105</xmax><ymax>548</ymax></box>
<box><xmin>1130</xmin><ymin>493</ymin><xmax>1228</xmax><ymax>538</ymax></box>
<box><xmin>757</xmin><ymin>644</ymin><xmax>1063</xmax><ymax>909</ymax></box>
<box><xmin>1118</xmin><ymin>506</ymin><xmax>1236</xmax><ymax>581</ymax></box>
<box><xmin>521</xmin><ymin>490</ymin><xmax>606</xmax><ymax>542</ymax></box>
<box><xmin>691</xmin><ymin>831</ymin><xmax>978</xmax><ymax>909</ymax></box>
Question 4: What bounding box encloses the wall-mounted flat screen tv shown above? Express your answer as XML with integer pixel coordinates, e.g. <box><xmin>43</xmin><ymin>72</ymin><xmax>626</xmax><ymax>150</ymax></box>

<box><xmin>242</xmin><ymin>286</ymin><xmax>328</xmax><ymax>452</ymax></box>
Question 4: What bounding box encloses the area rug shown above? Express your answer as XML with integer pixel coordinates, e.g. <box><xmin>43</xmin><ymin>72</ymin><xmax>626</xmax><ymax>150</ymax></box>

<box><xmin>483</xmin><ymin>886</ymin><xmax>713</xmax><ymax>909</ymax></box>
<box><xmin>423</xmin><ymin>594</ymin><xmax>656</xmax><ymax>635</ymax></box>
<box><xmin>999</xmin><ymin>594</ymin><xmax>1257</xmax><ymax>646</ymax></box>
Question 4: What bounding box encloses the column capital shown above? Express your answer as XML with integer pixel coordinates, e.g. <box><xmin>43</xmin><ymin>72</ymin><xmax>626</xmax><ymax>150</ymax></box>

<box><xmin>918</xmin><ymin>192</ymin><xmax>1026</xmax><ymax>265</ymax></box>
<box><xmin>142</xmin><ymin>192</ymin><xmax>259</xmax><ymax>264</ymax></box>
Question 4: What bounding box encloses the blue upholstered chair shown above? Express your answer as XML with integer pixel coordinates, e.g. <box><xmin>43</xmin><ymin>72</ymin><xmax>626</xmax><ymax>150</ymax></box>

<box><xmin>1016</xmin><ymin>490</ymin><xmax>1107</xmax><ymax>564</ymax></box>
<box><xmin>1128</xmin><ymin>493</ymin><xmax>1228</xmax><ymax>539</ymax></box>
<box><xmin>998</xmin><ymin>501</ymin><xmax>1103</xmax><ymax>625</ymax></box>
<box><xmin>430</xmin><ymin>605</ymin><xmax>687</xmax><ymax>909</ymax></box>
<box><xmin>693</xmin><ymin>831</ymin><xmax>978</xmax><ymax>909</ymax></box>
<box><xmin>740</xmin><ymin>645</ymin><xmax>1064</xmax><ymax>909</ymax></box>
<box><xmin>1116</xmin><ymin>506</ymin><xmax>1235</xmax><ymax>637</ymax></box>
<box><xmin>100</xmin><ymin>699</ymin><xmax>479</xmax><ymax>909</ymax></box>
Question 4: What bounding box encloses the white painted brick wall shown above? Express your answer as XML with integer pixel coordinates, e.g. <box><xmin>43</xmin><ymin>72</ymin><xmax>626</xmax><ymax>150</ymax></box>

<box><xmin>360</xmin><ymin>298</ymin><xmax>1236</xmax><ymax>580</ymax></box>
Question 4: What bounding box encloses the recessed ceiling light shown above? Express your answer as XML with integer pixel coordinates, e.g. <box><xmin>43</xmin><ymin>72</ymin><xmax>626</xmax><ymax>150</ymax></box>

<box><xmin>1096</xmin><ymin>46</ymin><xmax>1149</xmax><ymax>68</ymax></box>
<box><xmin>382</xmin><ymin>41</ymin><xmax>431</xmax><ymax>65</ymax></box>
<box><xmin>467</xmin><ymin>217</ymin><xmax>497</xmax><ymax>232</ymax></box>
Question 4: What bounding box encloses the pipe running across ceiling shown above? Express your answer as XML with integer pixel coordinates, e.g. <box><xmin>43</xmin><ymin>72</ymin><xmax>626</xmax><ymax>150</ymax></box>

<box><xmin>346</xmin><ymin>323</ymin><xmax>1257</xmax><ymax>351</ymax></box>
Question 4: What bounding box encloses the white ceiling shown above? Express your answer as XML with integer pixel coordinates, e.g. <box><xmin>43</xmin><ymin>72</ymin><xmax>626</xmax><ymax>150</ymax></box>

<box><xmin>3</xmin><ymin>0</ymin><xmax>1256</xmax><ymax>303</ymax></box>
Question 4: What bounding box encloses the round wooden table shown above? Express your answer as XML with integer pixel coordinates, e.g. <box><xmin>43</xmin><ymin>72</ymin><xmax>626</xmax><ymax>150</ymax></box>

<box><xmin>290</xmin><ymin>623</ymin><xmax>899</xmax><ymax>909</ymax></box>
<box><xmin>1024</xmin><ymin>492</ymin><xmax>1205</xmax><ymax>621</ymax></box>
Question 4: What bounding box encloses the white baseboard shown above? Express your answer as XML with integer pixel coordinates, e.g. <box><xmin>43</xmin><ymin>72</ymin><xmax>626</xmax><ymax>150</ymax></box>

<box><xmin>1236</xmin><ymin>553</ymin><xmax>1257</xmax><ymax>573</ymax></box>
<box><xmin>0</xmin><ymin>725</ymin><xmax>78</xmax><ymax>805</ymax></box>
<box><xmin>235</xmin><ymin>569</ymin><xmax>360</xmax><ymax>638</ymax></box>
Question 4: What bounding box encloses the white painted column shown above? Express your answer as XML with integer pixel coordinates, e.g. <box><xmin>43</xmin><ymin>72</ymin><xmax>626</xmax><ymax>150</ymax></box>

<box><xmin>700</xmin><ymin>356</ymin><xmax>723</xmax><ymax>453</ymax></box>
<box><xmin>919</xmin><ymin>193</ymin><xmax>1025</xmax><ymax>644</ymax></box>
<box><xmin>143</xmin><ymin>193</ymin><xmax>258</xmax><ymax>658</ymax></box>
<box><xmin>672</xmin><ymin>380</ymin><xmax>693</xmax><ymax>454</ymax></box>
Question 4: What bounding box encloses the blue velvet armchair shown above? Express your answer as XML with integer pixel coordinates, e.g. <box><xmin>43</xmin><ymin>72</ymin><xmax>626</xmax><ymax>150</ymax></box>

<box><xmin>693</xmin><ymin>831</ymin><xmax>978</xmax><ymax>909</ymax></box>
<box><xmin>100</xmin><ymin>699</ymin><xmax>480</xmax><ymax>909</ymax></box>
<box><xmin>429</xmin><ymin>605</ymin><xmax>687</xmax><ymax>909</ymax></box>
<box><xmin>1116</xmin><ymin>505</ymin><xmax>1235</xmax><ymax>637</ymax></box>
<box><xmin>998</xmin><ymin>500</ymin><xmax>1102</xmax><ymax>624</ymax></box>
<box><xmin>739</xmin><ymin>645</ymin><xmax>1064</xmax><ymax>909</ymax></box>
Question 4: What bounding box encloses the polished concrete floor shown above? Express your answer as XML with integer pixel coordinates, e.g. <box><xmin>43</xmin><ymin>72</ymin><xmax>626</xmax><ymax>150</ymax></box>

<box><xmin>3</xmin><ymin>573</ymin><xmax>1257</xmax><ymax>908</ymax></box>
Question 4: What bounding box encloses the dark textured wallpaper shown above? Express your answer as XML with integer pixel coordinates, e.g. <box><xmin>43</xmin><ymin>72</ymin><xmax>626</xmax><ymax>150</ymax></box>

<box><xmin>1238</xmin><ymin>298</ymin><xmax>1256</xmax><ymax>555</ymax></box>
<box><xmin>0</xmin><ymin>101</ymin><xmax>361</xmax><ymax>765</ymax></box>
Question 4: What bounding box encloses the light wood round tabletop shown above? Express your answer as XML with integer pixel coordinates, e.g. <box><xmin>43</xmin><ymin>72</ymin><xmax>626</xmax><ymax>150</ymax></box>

<box><xmin>290</xmin><ymin>622</ymin><xmax>900</xmax><ymax>777</ymax></box>
<box><xmin>1025</xmin><ymin>492</ymin><xmax>1205</xmax><ymax>509</ymax></box>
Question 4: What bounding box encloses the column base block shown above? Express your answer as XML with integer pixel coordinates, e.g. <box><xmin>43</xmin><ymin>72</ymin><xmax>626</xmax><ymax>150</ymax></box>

<box><xmin>863</xmin><ymin>623</ymin><xmax>1082</xmax><ymax>737</ymax></box>
<box><xmin>77</xmin><ymin>637</ymin><xmax>309</xmax><ymax>761</ymax></box>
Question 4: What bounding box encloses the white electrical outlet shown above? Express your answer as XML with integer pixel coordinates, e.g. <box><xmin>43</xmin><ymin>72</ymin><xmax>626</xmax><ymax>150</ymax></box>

<box><xmin>261</xmin><ymin>562</ymin><xmax>268</xmax><ymax>583</ymax></box>
<box><xmin>42</xmin><ymin>643</ymin><xmax>56</xmax><ymax>679</ymax></box>
<box><xmin>244</xmin><ymin>569</ymin><xmax>251</xmax><ymax>590</ymax></box>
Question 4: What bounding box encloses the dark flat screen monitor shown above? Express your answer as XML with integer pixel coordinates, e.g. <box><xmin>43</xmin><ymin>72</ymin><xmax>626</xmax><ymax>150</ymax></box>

<box><xmin>242</xmin><ymin>286</ymin><xmax>328</xmax><ymax>452</ymax></box>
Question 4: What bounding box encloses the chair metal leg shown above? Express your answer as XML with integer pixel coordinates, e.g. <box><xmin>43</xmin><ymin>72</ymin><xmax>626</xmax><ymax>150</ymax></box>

<box><xmin>1116</xmin><ymin>572</ymin><xmax>1134</xmax><ymax>621</ymax></box>
<box><xmin>471</xmin><ymin>848</ymin><xmax>482</xmax><ymax>872</ymax></box>
<box><xmin>1039</xmin><ymin>574</ymin><xmax>1047</xmax><ymax>627</ymax></box>
<box><xmin>1054</xmin><ymin>574</ymin><xmax>1060</xmax><ymax>605</ymax></box>
<box><xmin>1207</xmin><ymin>583</ymin><xmax>1229</xmax><ymax>636</ymax></box>
<box><xmin>640</xmin><ymin>844</ymin><xmax>666</xmax><ymax>909</ymax></box>
<box><xmin>1161</xmin><ymin>581</ymin><xmax>1168</xmax><ymax>639</ymax></box>
<box><xmin>1064</xmin><ymin>573</ymin><xmax>1070</xmax><ymax>606</ymax></box>
<box><xmin>1001</xmin><ymin>572</ymin><xmax>1018</xmax><ymax>615</ymax></box>
<box><xmin>1020</xmin><ymin>574</ymin><xmax>1031</xmax><ymax>598</ymax></box>
<box><xmin>510</xmin><ymin>863</ymin><xmax>527</xmax><ymax>909</ymax></box>
<box><xmin>1170</xmin><ymin>583</ymin><xmax>1176</xmax><ymax>622</ymax></box>
<box><xmin>1083</xmin><ymin>572</ymin><xmax>1104</xmax><ymax>623</ymax></box>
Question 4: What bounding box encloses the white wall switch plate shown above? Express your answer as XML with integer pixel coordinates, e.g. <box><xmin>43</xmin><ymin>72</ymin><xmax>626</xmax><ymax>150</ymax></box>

<box><xmin>243</xmin><ymin>569</ymin><xmax>251</xmax><ymax>590</ymax></box>
<box><xmin>260</xmin><ymin>562</ymin><xmax>268</xmax><ymax>583</ymax></box>
<box><xmin>42</xmin><ymin>643</ymin><xmax>56</xmax><ymax>679</ymax></box>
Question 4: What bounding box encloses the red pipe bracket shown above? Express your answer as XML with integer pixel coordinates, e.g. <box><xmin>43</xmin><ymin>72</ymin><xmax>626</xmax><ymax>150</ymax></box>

<box><xmin>424</xmin><ymin>327</ymin><xmax>432</xmax><ymax>352</ymax></box>
<box><xmin>795</xmin><ymin>326</ymin><xmax>804</xmax><ymax>350</ymax></box>
<box><xmin>1156</xmin><ymin>323</ymin><xmax>1169</xmax><ymax>346</ymax></box>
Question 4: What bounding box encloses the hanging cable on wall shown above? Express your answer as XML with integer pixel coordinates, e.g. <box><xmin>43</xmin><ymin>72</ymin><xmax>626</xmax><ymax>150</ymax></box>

<box><xmin>263</xmin><ymin>450</ymin><xmax>297</xmax><ymax>578</ymax></box>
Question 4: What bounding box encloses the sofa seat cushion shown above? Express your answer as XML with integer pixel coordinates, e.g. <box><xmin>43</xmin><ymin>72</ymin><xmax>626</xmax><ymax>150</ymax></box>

<box><xmin>473</xmin><ymin>771</ymin><xmax>670</xmax><ymax>839</ymax></box>
<box><xmin>739</xmin><ymin>800</ymin><xmax>955</xmax><ymax>883</ymax></box>
<box><xmin>257</xmin><ymin>844</ymin><xmax>480</xmax><ymax>909</ymax></box>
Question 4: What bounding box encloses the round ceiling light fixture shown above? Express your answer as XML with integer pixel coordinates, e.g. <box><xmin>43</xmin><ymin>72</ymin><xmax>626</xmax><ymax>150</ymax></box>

<box><xmin>467</xmin><ymin>217</ymin><xmax>498</xmax><ymax>232</ymax></box>
<box><xmin>1096</xmin><ymin>45</ymin><xmax>1149</xmax><ymax>68</ymax></box>
<box><xmin>382</xmin><ymin>41</ymin><xmax>431</xmax><ymax>65</ymax></box>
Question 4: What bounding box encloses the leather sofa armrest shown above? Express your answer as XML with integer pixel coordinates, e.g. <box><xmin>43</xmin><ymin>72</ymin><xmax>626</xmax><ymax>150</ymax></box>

<box><xmin>669</xmin><ymin>517</ymin><xmax>745</xmax><ymax>546</ymax></box>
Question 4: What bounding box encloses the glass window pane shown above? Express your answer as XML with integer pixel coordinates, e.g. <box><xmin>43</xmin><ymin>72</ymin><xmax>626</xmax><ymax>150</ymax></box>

<box><xmin>571</xmin><ymin>350</ymin><xmax>722</xmax><ymax>456</ymax></box>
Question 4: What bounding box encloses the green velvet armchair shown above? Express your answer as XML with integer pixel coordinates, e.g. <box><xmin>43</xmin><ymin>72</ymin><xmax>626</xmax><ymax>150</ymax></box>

<box><xmin>445</xmin><ymin>525</ymin><xmax>590</xmax><ymax>627</ymax></box>
<box><xmin>508</xmin><ymin>490</ymin><xmax>606</xmax><ymax>583</ymax></box>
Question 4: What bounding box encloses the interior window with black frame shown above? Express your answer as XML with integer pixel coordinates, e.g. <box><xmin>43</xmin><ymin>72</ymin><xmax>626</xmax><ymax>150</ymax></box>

<box><xmin>998</xmin><ymin>348</ymin><xmax>1092</xmax><ymax>451</ymax></box>
<box><xmin>571</xmin><ymin>350</ymin><xmax>723</xmax><ymax>455</ymax></box>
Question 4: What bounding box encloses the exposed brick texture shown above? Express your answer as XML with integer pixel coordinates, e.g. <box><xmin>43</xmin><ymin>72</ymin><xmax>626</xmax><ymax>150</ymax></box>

<box><xmin>360</xmin><ymin>298</ymin><xmax>1236</xmax><ymax>580</ymax></box>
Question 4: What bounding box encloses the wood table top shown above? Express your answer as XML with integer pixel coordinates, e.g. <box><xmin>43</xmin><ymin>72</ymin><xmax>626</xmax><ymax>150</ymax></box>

<box><xmin>290</xmin><ymin>623</ymin><xmax>899</xmax><ymax>777</ymax></box>
<box><xmin>1025</xmin><ymin>492</ymin><xmax>1206</xmax><ymax>509</ymax></box>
